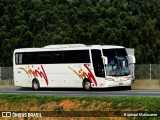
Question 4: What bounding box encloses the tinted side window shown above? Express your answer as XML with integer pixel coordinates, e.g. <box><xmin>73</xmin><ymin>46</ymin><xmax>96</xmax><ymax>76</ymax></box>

<box><xmin>91</xmin><ymin>50</ymin><xmax>105</xmax><ymax>77</ymax></box>
<box><xmin>75</xmin><ymin>50</ymin><xmax>90</xmax><ymax>63</ymax></box>
<box><xmin>15</xmin><ymin>53</ymin><xmax>22</xmax><ymax>64</ymax></box>
<box><xmin>64</xmin><ymin>51</ymin><xmax>75</xmax><ymax>63</ymax></box>
<box><xmin>15</xmin><ymin>50</ymin><xmax>90</xmax><ymax>64</ymax></box>
<box><xmin>38</xmin><ymin>52</ymin><xmax>51</xmax><ymax>64</ymax></box>
<box><xmin>22</xmin><ymin>52</ymin><xmax>38</xmax><ymax>64</ymax></box>
<box><xmin>63</xmin><ymin>50</ymin><xmax>90</xmax><ymax>63</ymax></box>
<box><xmin>51</xmin><ymin>51</ymin><xmax>64</xmax><ymax>63</ymax></box>
<box><xmin>116</xmin><ymin>49</ymin><xmax>127</xmax><ymax>56</ymax></box>
<box><xmin>103</xmin><ymin>49</ymin><xmax>116</xmax><ymax>58</ymax></box>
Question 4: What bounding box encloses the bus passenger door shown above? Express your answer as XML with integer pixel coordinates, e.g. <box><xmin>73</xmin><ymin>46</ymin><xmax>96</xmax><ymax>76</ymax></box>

<box><xmin>91</xmin><ymin>50</ymin><xmax>105</xmax><ymax>78</ymax></box>
<box><xmin>91</xmin><ymin>50</ymin><xmax>105</xmax><ymax>87</ymax></box>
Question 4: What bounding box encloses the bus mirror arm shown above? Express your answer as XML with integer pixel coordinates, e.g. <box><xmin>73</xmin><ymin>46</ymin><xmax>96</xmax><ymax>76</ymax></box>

<box><xmin>102</xmin><ymin>56</ymin><xmax>108</xmax><ymax>65</ymax></box>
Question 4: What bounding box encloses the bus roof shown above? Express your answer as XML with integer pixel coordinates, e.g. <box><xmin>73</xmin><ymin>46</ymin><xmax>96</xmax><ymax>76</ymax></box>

<box><xmin>14</xmin><ymin>44</ymin><xmax>124</xmax><ymax>53</ymax></box>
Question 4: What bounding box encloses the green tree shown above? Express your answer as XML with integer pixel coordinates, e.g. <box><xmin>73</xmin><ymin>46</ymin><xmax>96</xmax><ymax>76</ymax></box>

<box><xmin>0</xmin><ymin>0</ymin><xmax>160</xmax><ymax>66</ymax></box>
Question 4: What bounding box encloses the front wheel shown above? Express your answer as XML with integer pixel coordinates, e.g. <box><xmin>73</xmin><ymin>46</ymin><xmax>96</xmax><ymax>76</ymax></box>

<box><xmin>126</xmin><ymin>86</ymin><xmax>131</xmax><ymax>90</ymax></box>
<box><xmin>83</xmin><ymin>79</ymin><xmax>91</xmax><ymax>91</ymax></box>
<box><xmin>32</xmin><ymin>79</ymin><xmax>40</xmax><ymax>90</ymax></box>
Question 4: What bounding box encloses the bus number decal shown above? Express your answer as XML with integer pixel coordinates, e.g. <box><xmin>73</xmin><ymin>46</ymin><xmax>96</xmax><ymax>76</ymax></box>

<box><xmin>17</xmin><ymin>65</ymin><xmax>49</xmax><ymax>86</ymax></box>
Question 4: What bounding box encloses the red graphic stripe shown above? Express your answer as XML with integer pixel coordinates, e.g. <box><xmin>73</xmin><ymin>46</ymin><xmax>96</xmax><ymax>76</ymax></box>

<box><xmin>18</xmin><ymin>65</ymin><xmax>49</xmax><ymax>86</ymax></box>
<box><xmin>33</xmin><ymin>65</ymin><xmax>49</xmax><ymax>86</ymax></box>
<box><xmin>40</xmin><ymin>65</ymin><xmax>49</xmax><ymax>86</ymax></box>
<box><xmin>84</xmin><ymin>64</ymin><xmax>97</xmax><ymax>86</ymax></box>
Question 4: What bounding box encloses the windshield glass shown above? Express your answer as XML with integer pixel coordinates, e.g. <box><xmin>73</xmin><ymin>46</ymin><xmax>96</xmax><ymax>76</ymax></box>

<box><xmin>103</xmin><ymin>49</ymin><xmax>130</xmax><ymax>76</ymax></box>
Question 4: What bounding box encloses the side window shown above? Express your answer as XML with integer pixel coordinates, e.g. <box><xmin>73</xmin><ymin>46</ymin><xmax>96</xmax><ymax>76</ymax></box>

<box><xmin>63</xmin><ymin>50</ymin><xmax>90</xmax><ymax>63</ymax></box>
<box><xmin>102</xmin><ymin>49</ymin><xmax>116</xmax><ymax>66</ymax></box>
<box><xmin>76</xmin><ymin>50</ymin><xmax>90</xmax><ymax>63</ymax></box>
<box><xmin>15</xmin><ymin>54</ymin><xmax>19</xmax><ymax>64</ymax></box>
<box><xmin>15</xmin><ymin>53</ymin><xmax>22</xmax><ymax>64</ymax></box>
<box><xmin>15</xmin><ymin>50</ymin><xmax>91</xmax><ymax>64</ymax></box>
<box><xmin>51</xmin><ymin>51</ymin><xmax>64</xmax><ymax>63</ymax></box>
<box><xmin>19</xmin><ymin>54</ymin><xmax>22</xmax><ymax>64</ymax></box>
<box><xmin>91</xmin><ymin>50</ymin><xmax>105</xmax><ymax>77</ymax></box>
<box><xmin>38</xmin><ymin>52</ymin><xmax>51</xmax><ymax>64</ymax></box>
<box><xmin>64</xmin><ymin>51</ymin><xmax>75</xmax><ymax>63</ymax></box>
<box><xmin>22</xmin><ymin>52</ymin><xmax>38</xmax><ymax>64</ymax></box>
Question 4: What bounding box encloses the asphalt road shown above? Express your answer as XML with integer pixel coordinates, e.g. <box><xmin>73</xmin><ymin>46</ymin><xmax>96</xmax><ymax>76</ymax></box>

<box><xmin>0</xmin><ymin>87</ymin><xmax>160</xmax><ymax>96</ymax></box>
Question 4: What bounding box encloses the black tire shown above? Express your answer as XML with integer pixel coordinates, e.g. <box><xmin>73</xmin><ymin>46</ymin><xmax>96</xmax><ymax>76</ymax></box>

<box><xmin>32</xmin><ymin>79</ymin><xmax>40</xmax><ymax>90</ymax></box>
<box><xmin>124</xmin><ymin>86</ymin><xmax>131</xmax><ymax>90</ymax></box>
<box><xmin>127</xmin><ymin>86</ymin><xmax>131</xmax><ymax>90</ymax></box>
<box><xmin>83</xmin><ymin>79</ymin><xmax>91</xmax><ymax>91</ymax></box>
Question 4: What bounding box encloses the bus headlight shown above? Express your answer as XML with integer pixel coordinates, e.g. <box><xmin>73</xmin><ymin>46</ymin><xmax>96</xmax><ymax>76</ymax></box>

<box><xmin>127</xmin><ymin>75</ymin><xmax>132</xmax><ymax>80</ymax></box>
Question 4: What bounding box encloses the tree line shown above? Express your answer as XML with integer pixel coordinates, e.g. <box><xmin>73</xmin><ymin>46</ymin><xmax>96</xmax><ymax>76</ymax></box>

<box><xmin>0</xmin><ymin>0</ymin><xmax>160</xmax><ymax>66</ymax></box>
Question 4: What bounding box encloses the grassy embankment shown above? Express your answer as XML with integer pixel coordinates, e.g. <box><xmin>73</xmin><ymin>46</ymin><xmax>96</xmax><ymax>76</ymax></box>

<box><xmin>0</xmin><ymin>94</ymin><xmax>160</xmax><ymax>120</ymax></box>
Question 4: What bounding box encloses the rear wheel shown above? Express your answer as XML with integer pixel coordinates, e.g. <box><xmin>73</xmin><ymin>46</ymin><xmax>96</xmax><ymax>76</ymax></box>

<box><xmin>32</xmin><ymin>79</ymin><xmax>40</xmax><ymax>90</ymax></box>
<box><xmin>83</xmin><ymin>79</ymin><xmax>91</xmax><ymax>91</ymax></box>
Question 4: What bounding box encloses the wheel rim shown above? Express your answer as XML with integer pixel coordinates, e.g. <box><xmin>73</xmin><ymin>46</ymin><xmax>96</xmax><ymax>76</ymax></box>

<box><xmin>34</xmin><ymin>82</ymin><xmax>38</xmax><ymax>89</ymax></box>
<box><xmin>85</xmin><ymin>81</ymin><xmax>91</xmax><ymax>90</ymax></box>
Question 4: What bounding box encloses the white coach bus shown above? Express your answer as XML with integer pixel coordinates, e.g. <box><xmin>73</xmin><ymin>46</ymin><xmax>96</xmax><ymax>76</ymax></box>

<box><xmin>13</xmin><ymin>44</ymin><xmax>135</xmax><ymax>90</ymax></box>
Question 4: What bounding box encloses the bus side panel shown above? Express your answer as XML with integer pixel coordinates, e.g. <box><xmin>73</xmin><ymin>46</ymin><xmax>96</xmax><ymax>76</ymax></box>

<box><xmin>43</xmin><ymin>64</ymin><xmax>80</xmax><ymax>88</ymax></box>
<box><xmin>43</xmin><ymin>64</ymin><xmax>96</xmax><ymax>88</ymax></box>
<box><xmin>14</xmin><ymin>63</ymin><xmax>105</xmax><ymax>88</ymax></box>
<box><xmin>14</xmin><ymin>66</ymin><xmax>31</xmax><ymax>87</ymax></box>
<box><xmin>14</xmin><ymin>64</ymin><xmax>88</xmax><ymax>88</ymax></box>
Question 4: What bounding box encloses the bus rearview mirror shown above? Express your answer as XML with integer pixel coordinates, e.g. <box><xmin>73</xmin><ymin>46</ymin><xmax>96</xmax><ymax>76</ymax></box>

<box><xmin>128</xmin><ymin>55</ymin><xmax>136</xmax><ymax>64</ymax></box>
<box><xmin>102</xmin><ymin>56</ymin><xmax>108</xmax><ymax>65</ymax></box>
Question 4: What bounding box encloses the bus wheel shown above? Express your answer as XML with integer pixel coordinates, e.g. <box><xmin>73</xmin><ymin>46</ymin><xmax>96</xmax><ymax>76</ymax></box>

<box><xmin>125</xmin><ymin>86</ymin><xmax>131</xmax><ymax>90</ymax></box>
<box><xmin>83</xmin><ymin>79</ymin><xmax>91</xmax><ymax>91</ymax></box>
<box><xmin>123</xmin><ymin>86</ymin><xmax>131</xmax><ymax>90</ymax></box>
<box><xmin>32</xmin><ymin>79</ymin><xmax>40</xmax><ymax>90</ymax></box>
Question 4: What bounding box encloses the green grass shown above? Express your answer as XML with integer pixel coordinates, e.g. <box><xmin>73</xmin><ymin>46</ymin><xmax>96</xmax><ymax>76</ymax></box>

<box><xmin>0</xmin><ymin>94</ymin><xmax>160</xmax><ymax>110</ymax></box>
<box><xmin>0</xmin><ymin>94</ymin><xmax>160</xmax><ymax>120</ymax></box>
<box><xmin>54</xmin><ymin>106</ymin><xmax>64</xmax><ymax>111</ymax></box>
<box><xmin>0</xmin><ymin>94</ymin><xmax>160</xmax><ymax>107</ymax></box>
<box><xmin>0</xmin><ymin>94</ymin><xmax>160</xmax><ymax>119</ymax></box>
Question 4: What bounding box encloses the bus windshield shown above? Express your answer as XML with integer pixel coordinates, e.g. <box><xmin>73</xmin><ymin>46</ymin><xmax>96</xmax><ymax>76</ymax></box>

<box><xmin>102</xmin><ymin>49</ymin><xmax>130</xmax><ymax>76</ymax></box>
